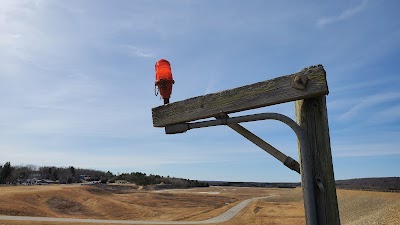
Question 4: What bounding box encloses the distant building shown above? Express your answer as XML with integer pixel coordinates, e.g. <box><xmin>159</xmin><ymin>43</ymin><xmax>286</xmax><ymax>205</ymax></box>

<box><xmin>79</xmin><ymin>175</ymin><xmax>92</xmax><ymax>181</ymax></box>
<box><xmin>29</xmin><ymin>173</ymin><xmax>41</xmax><ymax>179</ymax></box>
<box><xmin>115</xmin><ymin>180</ymin><xmax>128</xmax><ymax>184</ymax></box>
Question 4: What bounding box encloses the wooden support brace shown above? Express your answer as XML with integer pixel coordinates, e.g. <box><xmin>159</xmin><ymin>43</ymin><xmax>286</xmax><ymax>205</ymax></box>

<box><xmin>152</xmin><ymin>65</ymin><xmax>328</xmax><ymax>127</ymax></box>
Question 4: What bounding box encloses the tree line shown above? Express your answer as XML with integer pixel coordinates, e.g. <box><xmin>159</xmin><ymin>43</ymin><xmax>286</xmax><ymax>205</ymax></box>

<box><xmin>0</xmin><ymin>161</ymin><xmax>209</xmax><ymax>188</ymax></box>
<box><xmin>114</xmin><ymin>172</ymin><xmax>209</xmax><ymax>188</ymax></box>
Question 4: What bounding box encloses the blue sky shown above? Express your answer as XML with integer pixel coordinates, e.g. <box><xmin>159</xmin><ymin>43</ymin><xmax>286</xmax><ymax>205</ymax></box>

<box><xmin>0</xmin><ymin>0</ymin><xmax>399</xmax><ymax>182</ymax></box>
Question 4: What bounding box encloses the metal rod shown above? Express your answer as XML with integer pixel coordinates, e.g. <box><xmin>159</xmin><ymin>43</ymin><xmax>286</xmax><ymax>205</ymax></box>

<box><xmin>165</xmin><ymin>112</ymin><xmax>318</xmax><ymax>225</ymax></box>
<box><xmin>224</xmin><ymin>120</ymin><xmax>300</xmax><ymax>174</ymax></box>
<box><xmin>228</xmin><ymin>123</ymin><xmax>286</xmax><ymax>162</ymax></box>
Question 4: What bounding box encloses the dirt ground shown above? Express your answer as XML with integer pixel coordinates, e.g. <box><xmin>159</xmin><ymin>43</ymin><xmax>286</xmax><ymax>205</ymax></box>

<box><xmin>0</xmin><ymin>185</ymin><xmax>399</xmax><ymax>225</ymax></box>
<box><xmin>337</xmin><ymin>190</ymin><xmax>400</xmax><ymax>225</ymax></box>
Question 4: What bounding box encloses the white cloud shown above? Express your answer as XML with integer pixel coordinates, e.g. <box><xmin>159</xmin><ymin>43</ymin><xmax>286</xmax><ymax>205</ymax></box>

<box><xmin>338</xmin><ymin>92</ymin><xmax>400</xmax><ymax>120</ymax></box>
<box><xmin>122</xmin><ymin>45</ymin><xmax>155</xmax><ymax>58</ymax></box>
<box><xmin>317</xmin><ymin>0</ymin><xmax>368</xmax><ymax>27</ymax></box>
<box><xmin>333</xmin><ymin>76</ymin><xmax>400</xmax><ymax>93</ymax></box>
<box><xmin>369</xmin><ymin>105</ymin><xmax>400</xmax><ymax>124</ymax></box>
<box><xmin>0</xmin><ymin>1</ymin><xmax>84</xmax><ymax>74</ymax></box>
<box><xmin>0</xmin><ymin>1</ymin><xmax>398</xmax><ymax>181</ymax></box>
<box><xmin>0</xmin><ymin>140</ymin><xmax>261</xmax><ymax>172</ymax></box>
<box><xmin>333</xmin><ymin>142</ymin><xmax>400</xmax><ymax>157</ymax></box>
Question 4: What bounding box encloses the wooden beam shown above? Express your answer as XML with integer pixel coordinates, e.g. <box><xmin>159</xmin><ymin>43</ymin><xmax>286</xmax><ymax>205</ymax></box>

<box><xmin>152</xmin><ymin>65</ymin><xmax>328</xmax><ymax>127</ymax></box>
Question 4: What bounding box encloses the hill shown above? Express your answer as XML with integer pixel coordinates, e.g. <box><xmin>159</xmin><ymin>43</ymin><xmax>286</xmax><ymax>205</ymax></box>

<box><xmin>205</xmin><ymin>177</ymin><xmax>400</xmax><ymax>192</ymax></box>
<box><xmin>336</xmin><ymin>177</ymin><xmax>400</xmax><ymax>192</ymax></box>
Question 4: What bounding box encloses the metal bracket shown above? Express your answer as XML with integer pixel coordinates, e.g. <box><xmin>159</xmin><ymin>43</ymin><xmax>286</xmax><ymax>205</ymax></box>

<box><xmin>164</xmin><ymin>112</ymin><xmax>318</xmax><ymax>225</ymax></box>
<box><xmin>165</xmin><ymin>123</ymin><xmax>189</xmax><ymax>134</ymax></box>
<box><xmin>217</xmin><ymin>112</ymin><xmax>229</xmax><ymax>125</ymax></box>
<box><xmin>166</xmin><ymin>112</ymin><xmax>304</xmax><ymax>175</ymax></box>
<box><xmin>216</xmin><ymin>112</ymin><xmax>301</xmax><ymax>174</ymax></box>
<box><xmin>284</xmin><ymin>156</ymin><xmax>301</xmax><ymax>173</ymax></box>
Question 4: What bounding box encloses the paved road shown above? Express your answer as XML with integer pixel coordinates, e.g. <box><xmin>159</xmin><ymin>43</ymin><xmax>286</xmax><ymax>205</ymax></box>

<box><xmin>0</xmin><ymin>196</ymin><xmax>271</xmax><ymax>224</ymax></box>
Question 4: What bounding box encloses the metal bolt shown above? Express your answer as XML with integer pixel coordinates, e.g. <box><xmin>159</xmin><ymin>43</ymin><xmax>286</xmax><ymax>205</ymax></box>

<box><xmin>292</xmin><ymin>75</ymin><xmax>308</xmax><ymax>90</ymax></box>
<box><xmin>294</xmin><ymin>75</ymin><xmax>302</xmax><ymax>84</ymax></box>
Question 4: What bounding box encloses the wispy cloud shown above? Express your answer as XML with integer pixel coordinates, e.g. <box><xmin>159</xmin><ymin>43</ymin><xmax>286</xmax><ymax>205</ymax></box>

<box><xmin>122</xmin><ymin>45</ymin><xmax>155</xmax><ymax>58</ymax></box>
<box><xmin>317</xmin><ymin>0</ymin><xmax>368</xmax><ymax>27</ymax></box>
<box><xmin>333</xmin><ymin>76</ymin><xmax>400</xmax><ymax>93</ymax></box>
<box><xmin>333</xmin><ymin>142</ymin><xmax>400</xmax><ymax>157</ymax></box>
<box><xmin>369</xmin><ymin>105</ymin><xmax>400</xmax><ymax>124</ymax></box>
<box><xmin>204</xmin><ymin>76</ymin><xmax>220</xmax><ymax>95</ymax></box>
<box><xmin>0</xmin><ymin>1</ymin><xmax>399</xmax><ymax>181</ymax></box>
<box><xmin>338</xmin><ymin>92</ymin><xmax>400</xmax><ymax>120</ymax></box>
<box><xmin>0</xmin><ymin>140</ymin><xmax>260</xmax><ymax>171</ymax></box>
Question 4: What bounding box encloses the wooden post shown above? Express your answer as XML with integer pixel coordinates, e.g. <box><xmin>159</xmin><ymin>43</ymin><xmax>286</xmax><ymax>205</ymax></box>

<box><xmin>295</xmin><ymin>96</ymin><xmax>341</xmax><ymax>225</ymax></box>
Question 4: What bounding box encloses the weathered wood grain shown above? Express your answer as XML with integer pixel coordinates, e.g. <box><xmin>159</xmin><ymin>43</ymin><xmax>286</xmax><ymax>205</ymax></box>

<box><xmin>152</xmin><ymin>65</ymin><xmax>328</xmax><ymax>127</ymax></box>
<box><xmin>295</xmin><ymin>96</ymin><xmax>341</xmax><ymax>225</ymax></box>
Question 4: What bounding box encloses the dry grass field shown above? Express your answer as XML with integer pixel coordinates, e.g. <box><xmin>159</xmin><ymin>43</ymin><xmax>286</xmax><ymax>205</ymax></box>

<box><xmin>0</xmin><ymin>185</ymin><xmax>399</xmax><ymax>225</ymax></box>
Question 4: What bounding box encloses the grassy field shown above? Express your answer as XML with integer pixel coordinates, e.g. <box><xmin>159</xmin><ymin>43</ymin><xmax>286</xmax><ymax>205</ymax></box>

<box><xmin>0</xmin><ymin>184</ymin><xmax>399</xmax><ymax>225</ymax></box>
